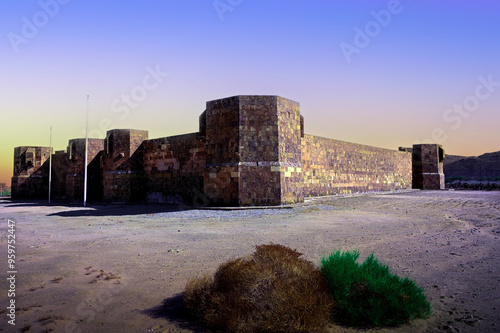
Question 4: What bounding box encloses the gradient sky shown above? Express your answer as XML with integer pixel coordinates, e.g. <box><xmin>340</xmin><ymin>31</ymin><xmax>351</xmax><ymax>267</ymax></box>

<box><xmin>1</xmin><ymin>0</ymin><xmax>499</xmax><ymax>185</ymax></box>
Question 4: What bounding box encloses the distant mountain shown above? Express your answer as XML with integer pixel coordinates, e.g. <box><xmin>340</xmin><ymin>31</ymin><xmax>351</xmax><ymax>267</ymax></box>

<box><xmin>443</xmin><ymin>154</ymin><xmax>469</xmax><ymax>166</ymax></box>
<box><xmin>444</xmin><ymin>151</ymin><xmax>500</xmax><ymax>180</ymax></box>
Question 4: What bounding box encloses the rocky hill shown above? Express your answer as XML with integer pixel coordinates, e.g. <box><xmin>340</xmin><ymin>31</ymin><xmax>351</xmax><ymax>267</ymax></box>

<box><xmin>444</xmin><ymin>151</ymin><xmax>500</xmax><ymax>180</ymax></box>
<box><xmin>444</xmin><ymin>151</ymin><xmax>500</xmax><ymax>190</ymax></box>
<box><xmin>443</xmin><ymin>154</ymin><xmax>469</xmax><ymax>166</ymax></box>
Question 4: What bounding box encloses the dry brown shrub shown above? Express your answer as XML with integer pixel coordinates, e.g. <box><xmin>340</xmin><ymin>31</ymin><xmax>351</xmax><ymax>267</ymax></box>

<box><xmin>184</xmin><ymin>244</ymin><xmax>334</xmax><ymax>333</ymax></box>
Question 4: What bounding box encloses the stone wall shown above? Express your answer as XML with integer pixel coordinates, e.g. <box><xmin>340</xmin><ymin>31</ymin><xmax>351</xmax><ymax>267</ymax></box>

<box><xmin>301</xmin><ymin>135</ymin><xmax>412</xmax><ymax>196</ymax></box>
<box><xmin>102</xmin><ymin>129</ymin><xmax>148</xmax><ymax>203</ymax></box>
<box><xmin>11</xmin><ymin>146</ymin><xmax>50</xmax><ymax>198</ymax></box>
<box><xmin>204</xmin><ymin>96</ymin><xmax>241</xmax><ymax>205</ymax></box>
<box><xmin>203</xmin><ymin>96</ymin><xmax>305</xmax><ymax>206</ymax></box>
<box><xmin>11</xmin><ymin>95</ymin><xmax>445</xmax><ymax>205</ymax></box>
<box><xmin>411</xmin><ymin>144</ymin><xmax>445</xmax><ymax>189</ymax></box>
<box><xmin>143</xmin><ymin>133</ymin><xmax>206</xmax><ymax>204</ymax></box>
<box><xmin>51</xmin><ymin>151</ymin><xmax>68</xmax><ymax>199</ymax></box>
<box><xmin>65</xmin><ymin>138</ymin><xmax>105</xmax><ymax>201</ymax></box>
<box><xmin>237</xmin><ymin>95</ymin><xmax>283</xmax><ymax>206</ymax></box>
<box><xmin>276</xmin><ymin>97</ymin><xmax>304</xmax><ymax>204</ymax></box>
<box><xmin>12</xmin><ymin>140</ymin><xmax>105</xmax><ymax>200</ymax></box>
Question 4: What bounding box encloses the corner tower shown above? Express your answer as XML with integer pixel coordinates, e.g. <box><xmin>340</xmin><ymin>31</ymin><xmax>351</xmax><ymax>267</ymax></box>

<box><xmin>412</xmin><ymin>144</ymin><xmax>445</xmax><ymax>189</ymax></box>
<box><xmin>102</xmin><ymin>129</ymin><xmax>148</xmax><ymax>202</ymax></box>
<box><xmin>11</xmin><ymin>146</ymin><xmax>50</xmax><ymax>198</ymax></box>
<box><xmin>203</xmin><ymin>95</ymin><xmax>304</xmax><ymax>206</ymax></box>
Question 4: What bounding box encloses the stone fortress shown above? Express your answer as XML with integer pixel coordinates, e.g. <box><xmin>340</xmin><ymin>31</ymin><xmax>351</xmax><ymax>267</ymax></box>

<box><xmin>11</xmin><ymin>95</ymin><xmax>445</xmax><ymax>206</ymax></box>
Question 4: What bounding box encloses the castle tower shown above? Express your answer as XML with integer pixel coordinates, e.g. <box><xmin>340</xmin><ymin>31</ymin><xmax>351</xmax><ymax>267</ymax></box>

<box><xmin>412</xmin><ymin>144</ymin><xmax>445</xmax><ymax>189</ymax></box>
<box><xmin>11</xmin><ymin>146</ymin><xmax>50</xmax><ymax>198</ymax></box>
<box><xmin>102</xmin><ymin>129</ymin><xmax>148</xmax><ymax>202</ymax></box>
<box><xmin>203</xmin><ymin>95</ymin><xmax>304</xmax><ymax>206</ymax></box>
<box><xmin>64</xmin><ymin>138</ymin><xmax>105</xmax><ymax>201</ymax></box>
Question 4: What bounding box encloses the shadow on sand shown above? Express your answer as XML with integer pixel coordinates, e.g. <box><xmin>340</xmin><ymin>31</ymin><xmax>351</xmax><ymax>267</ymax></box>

<box><xmin>142</xmin><ymin>293</ymin><xmax>209</xmax><ymax>332</ymax></box>
<box><xmin>0</xmin><ymin>199</ymin><xmax>193</xmax><ymax>217</ymax></box>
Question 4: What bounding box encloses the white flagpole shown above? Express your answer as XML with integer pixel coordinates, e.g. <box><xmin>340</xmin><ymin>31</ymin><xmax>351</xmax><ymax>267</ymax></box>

<box><xmin>48</xmin><ymin>126</ymin><xmax>52</xmax><ymax>204</ymax></box>
<box><xmin>84</xmin><ymin>95</ymin><xmax>89</xmax><ymax>207</ymax></box>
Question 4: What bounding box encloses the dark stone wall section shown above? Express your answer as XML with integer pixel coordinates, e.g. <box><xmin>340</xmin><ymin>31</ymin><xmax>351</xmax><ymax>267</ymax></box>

<box><xmin>203</xmin><ymin>96</ymin><xmax>241</xmax><ymax>205</ymax></box>
<box><xmin>11</xmin><ymin>146</ymin><xmax>50</xmax><ymax>199</ymax></box>
<box><xmin>411</xmin><ymin>144</ymin><xmax>445</xmax><ymax>189</ymax></box>
<box><xmin>143</xmin><ymin>133</ymin><xmax>206</xmax><ymax>204</ymax></box>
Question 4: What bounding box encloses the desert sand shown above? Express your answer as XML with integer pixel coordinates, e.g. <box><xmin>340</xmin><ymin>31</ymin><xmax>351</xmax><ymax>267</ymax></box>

<box><xmin>0</xmin><ymin>190</ymin><xmax>499</xmax><ymax>333</ymax></box>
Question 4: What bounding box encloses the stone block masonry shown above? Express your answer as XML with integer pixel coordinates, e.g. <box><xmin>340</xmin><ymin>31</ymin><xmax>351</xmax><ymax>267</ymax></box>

<box><xmin>11</xmin><ymin>146</ymin><xmax>50</xmax><ymax>198</ymax></box>
<box><xmin>143</xmin><ymin>133</ymin><xmax>205</xmax><ymax>204</ymax></box>
<box><xmin>302</xmin><ymin>136</ymin><xmax>413</xmax><ymax>196</ymax></box>
<box><xmin>11</xmin><ymin>95</ymin><xmax>445</xmax><ymax>205</ymax></box>
<box><xmin>102</xmin><ymin>129</ymin><xmax>149</xmax><ymax>203</ymax></box>
<box><xmin>411</xmin><ymin>144</ymin><xmax>445</xmax><ymax>190</ymax></box>
<box><xmin>203</xmin><ymin>96</ymin><xmax>304</xmax><ymax>206</ymax></box>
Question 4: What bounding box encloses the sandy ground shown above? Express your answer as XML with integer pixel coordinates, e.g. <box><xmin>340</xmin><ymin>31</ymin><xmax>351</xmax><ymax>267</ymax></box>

<box><xmin>0</xmin><ymin>190</ymin><xmax>499</xmax><ymax>333</ymax></box>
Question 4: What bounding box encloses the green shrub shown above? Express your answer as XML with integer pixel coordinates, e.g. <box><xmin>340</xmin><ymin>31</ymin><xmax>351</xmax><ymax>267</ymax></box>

<box><xmin>184</xmin><ymin>244</ymin><xmax>334</xmax><ymax>333</ymax></box>
<box><xmin>321</xmin><ymin>250</ymin><xmax>431</xmax><ymax>327</ymax></box>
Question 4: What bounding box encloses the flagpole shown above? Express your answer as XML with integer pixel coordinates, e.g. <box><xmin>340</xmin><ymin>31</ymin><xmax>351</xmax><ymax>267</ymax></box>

<box><xmin>84</xmin><ymin>95</ymin><xmax>89</xmax><ymax>207</ymax></box>
<box><xmin>48</xmin><ymin>126</ymin><xmax>52</xmax><ymax>204</ymax></box>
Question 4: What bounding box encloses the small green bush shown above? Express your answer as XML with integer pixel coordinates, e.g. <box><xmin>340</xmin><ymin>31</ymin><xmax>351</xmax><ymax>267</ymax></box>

<box><xmin>321</xmin><ymin>250</ymin><xmax>431</xmax><ymax>327</ymax></box>
<box><xmin>184</xmin><ymin>244</ymin><xmax>334</xmax><ymax>333</ymax></box>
